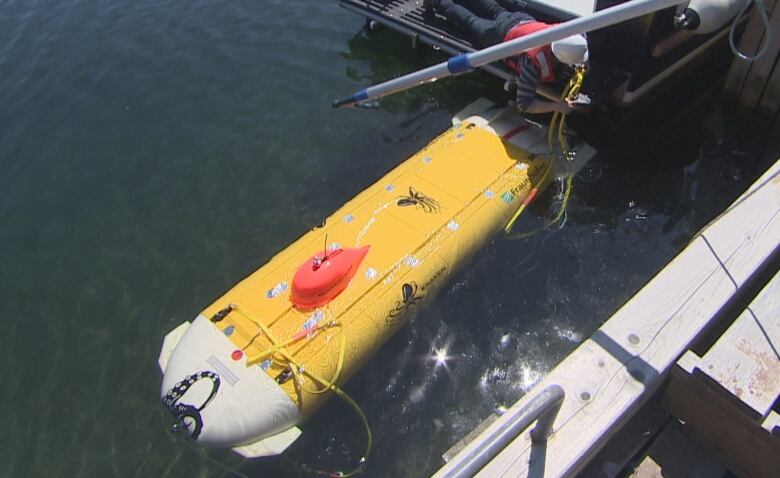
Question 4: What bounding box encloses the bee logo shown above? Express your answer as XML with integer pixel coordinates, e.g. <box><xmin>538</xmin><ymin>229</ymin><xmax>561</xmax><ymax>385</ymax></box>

<box><xmin>396</xmin><ymin>187</ymin><xmax>440</xmax><ymax>213</ymax></box>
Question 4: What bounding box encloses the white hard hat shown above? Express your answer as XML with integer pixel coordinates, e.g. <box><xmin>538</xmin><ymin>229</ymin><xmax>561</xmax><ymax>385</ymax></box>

<box><xmin>551</xmin><ymin>34</ymin><xmax>589</xmax><ymax>65</ymax></box>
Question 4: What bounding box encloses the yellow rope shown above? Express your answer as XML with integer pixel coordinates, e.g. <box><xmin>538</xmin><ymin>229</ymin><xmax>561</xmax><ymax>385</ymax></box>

<box><xmin>231</xmin><ymin>305</ymin><xmax>371</xmax><ymax>477</ymax></box>
<box><xmin>504</xmin><ymin>66</ymin><xmax>585</xmax><ymax>238</ymax></box>
<box><xmin>297</xmin><ymin>330</ymin><xmax>347</xmax><ymax>395</ymax></box>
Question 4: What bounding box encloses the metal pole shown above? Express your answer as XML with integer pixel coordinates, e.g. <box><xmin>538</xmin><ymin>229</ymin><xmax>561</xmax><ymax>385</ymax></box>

<box><xmin>433</xmin><ymin>384</ymin><xmax>565</xmax><ymax>478</ymax></box>
<box><xmin>333</xmin><ymin>0</ymin><xmax>686</xmax><ymax>108</ymax></box>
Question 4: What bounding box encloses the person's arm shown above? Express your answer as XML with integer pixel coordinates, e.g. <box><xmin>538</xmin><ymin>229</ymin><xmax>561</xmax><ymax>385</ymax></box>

<box><xmin>522</xmin><ymin>98</ymin><xmax>573</xmax><ymax>114</ymax></box>
<box><xmin>515</xmin><ymin>57</ymin><xmax>586</xmax><ymax>115</ymax></box>
<box><xmin>515</xmin><ymin>57</ymin><xmax>573</xmax><ymax>115</ymax></box>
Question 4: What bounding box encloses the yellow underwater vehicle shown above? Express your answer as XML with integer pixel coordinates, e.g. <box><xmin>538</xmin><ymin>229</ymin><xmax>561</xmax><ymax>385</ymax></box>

<box><xmin>157</xmin><ymin>99</ymin><xmax>595</xmax><ymax>458</ymax></box>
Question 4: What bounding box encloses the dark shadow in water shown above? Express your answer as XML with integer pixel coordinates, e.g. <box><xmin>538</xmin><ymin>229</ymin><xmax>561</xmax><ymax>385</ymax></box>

<box><xmin>339</xmin><ymin>27</ymin><xmax>508</xmax><ymax>114</ymax></box>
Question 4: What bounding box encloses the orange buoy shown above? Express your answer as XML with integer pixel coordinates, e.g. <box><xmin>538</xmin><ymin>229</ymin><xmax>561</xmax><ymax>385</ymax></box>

<box><xmin>290</xmin><ymin>246</ymin><xmax>370</xmax><ymax>309</ymax></box>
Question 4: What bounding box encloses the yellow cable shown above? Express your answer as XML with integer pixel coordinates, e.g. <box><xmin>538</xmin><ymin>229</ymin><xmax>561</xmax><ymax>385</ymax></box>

<box><xmin>231</xmin><ymin>305</ymin><xmax>371</xmax><ymax>477</ymax></box>
<box><xmin>233</xmin><ymin>305</ymin><xmax>281</xmax><ymax>347</ymax></box>
<box><xmin>298</xmin><ymin>329</ymin><xmax>347</xmax><ymax>395</ymax></box>
<box><xmin>503</xmin><ymin>159</ymin><xmax>553</xmax><ymax>234</ymax></box>
<box><xmin>504</xmin><ymin>66</ymin><xmax>585</xmax><ymax>237</ymax></box>
<box><xmin>245</xmin><ymin>320</ymin><xmax>339</xmax><ymax>365</ymax></box>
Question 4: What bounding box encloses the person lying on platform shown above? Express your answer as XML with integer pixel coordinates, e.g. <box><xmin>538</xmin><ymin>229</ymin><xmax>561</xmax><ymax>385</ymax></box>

<box><xmin>427</xmin><ymin>0</ymin><xmax>590</xmax><ymax>115</ymax></box>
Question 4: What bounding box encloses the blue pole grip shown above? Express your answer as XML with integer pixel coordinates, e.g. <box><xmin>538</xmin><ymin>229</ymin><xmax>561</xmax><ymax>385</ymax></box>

<box><xmin>447</xmin><ymin>54</ymin><xmax>473</xmax><ymax>75</ymax></box>
<box><xmin>333</xmin><ymin>89</ymin><xmax>368</xmax><ymax>108</ymax></box>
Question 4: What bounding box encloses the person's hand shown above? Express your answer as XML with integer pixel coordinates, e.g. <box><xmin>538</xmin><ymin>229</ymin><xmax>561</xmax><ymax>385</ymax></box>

<box><xmin>523</xmin><ymin>99</ymin><xmax>584</xmax><ymax>115</ymax></box>
<box><xmin>565</xmin><ymin>97</ymin><xmax>591</xmax><ymax>113</ymax></box>
<box><xmin>558</xmin><ymin>100</ymin><xmax>575</xmax><ymax>114</ymax></box>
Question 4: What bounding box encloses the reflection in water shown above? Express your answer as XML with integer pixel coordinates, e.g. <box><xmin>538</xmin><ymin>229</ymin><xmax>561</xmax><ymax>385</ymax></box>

<box><xmin>340</xmin><ymin>27</ymin><xmax>507</xmax><ymax>115</ymax></box>
<box><xmin>433</xmin><ymin>348</ymin><xmax>450</xmax><ymax>368</ymax></box>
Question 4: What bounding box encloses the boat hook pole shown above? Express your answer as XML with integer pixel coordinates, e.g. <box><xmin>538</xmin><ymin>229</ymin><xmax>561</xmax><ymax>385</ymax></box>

<box><xmin>333</xmin><ymin>0</ymin><xmax>686</xmax><ymax>108</ymax></box>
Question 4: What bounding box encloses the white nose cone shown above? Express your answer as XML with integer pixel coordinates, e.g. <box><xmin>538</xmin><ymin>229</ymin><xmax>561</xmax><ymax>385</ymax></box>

<box><xmin>159</xmin><ymin>315</ymin><xmax>301</xmax><ymax>448</ymax></box>
<box><xmin>551</xmin><ymin>34</ymin><xmax>589</xmax><ymax>65</ymax></box>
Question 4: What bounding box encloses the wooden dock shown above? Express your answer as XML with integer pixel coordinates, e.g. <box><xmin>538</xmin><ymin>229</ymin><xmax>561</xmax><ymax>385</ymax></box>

<box><xmin>433</xmin><ymin>158</ymin><xmax>780</xmax><ymax>478</ymax></box>
<box><xmin>662</xmin><ymin>270</ymin><xmax>780</xmax><ymax>478</ymax></box>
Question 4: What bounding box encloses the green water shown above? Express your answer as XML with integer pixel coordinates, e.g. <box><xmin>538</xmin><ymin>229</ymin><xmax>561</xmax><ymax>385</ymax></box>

<box><xmin>0</xmin><ymin>1</ymin><xmax>775</xmax><ymax>477</ymax></box>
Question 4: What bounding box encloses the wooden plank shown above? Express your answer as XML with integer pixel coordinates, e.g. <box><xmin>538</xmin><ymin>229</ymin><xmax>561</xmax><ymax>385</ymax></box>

<box><xmin>578</xmin><ymin>398</ymin><xmax>669</xmax><ymax>478</ymax></box>
<box><xmin>723</xmin><ymin>0</ymin><xmax>778</xmax><ymax>102</ymax></box>
<box><xmin>629</xmin><ymin>457</ymin><xmax>664</xmax><ymax>478</ymax></box>
<box><xmin>432</xmin><ymin>160</ymin><xmax>780</xmax><ymax>478</ymax></box>
<box><xmin>663</xmin><ymin>356</ymin><xmax>780</xmax><ymax>478</ymax></box>
<box><xmin>737</xmin><ymin>1</ymin><xmax>780</xmax><ymax>112</ymax></box>
<box><xmin>695</xmin><ymin>271</ymin><xmax>780</xmax><ymax>418</ymax></box>
<box><xmin>628</xmin><ymin>419</ymin><xmax>727</xmax><ymax>478</ymax></box>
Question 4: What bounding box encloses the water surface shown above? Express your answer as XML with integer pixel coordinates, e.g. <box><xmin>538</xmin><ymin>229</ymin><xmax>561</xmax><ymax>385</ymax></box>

<box><xmin>0</xmin><ymin>1</ymin><xmax>773</xmax><ymax>477</ymax></box>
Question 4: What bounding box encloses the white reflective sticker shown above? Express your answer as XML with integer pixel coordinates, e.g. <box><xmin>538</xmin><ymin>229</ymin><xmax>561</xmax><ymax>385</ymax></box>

<box><xmin>206</xmin><ymin>355</ymin><xmax>240</xmax><ymax>386</ymax></box>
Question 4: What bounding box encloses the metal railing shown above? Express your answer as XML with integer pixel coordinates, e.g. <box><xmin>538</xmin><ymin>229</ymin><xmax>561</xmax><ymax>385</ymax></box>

<box><xmin>433</xmin><ymin>384</ymin><xmax>565</xmax><ymax>478</ymax></box>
